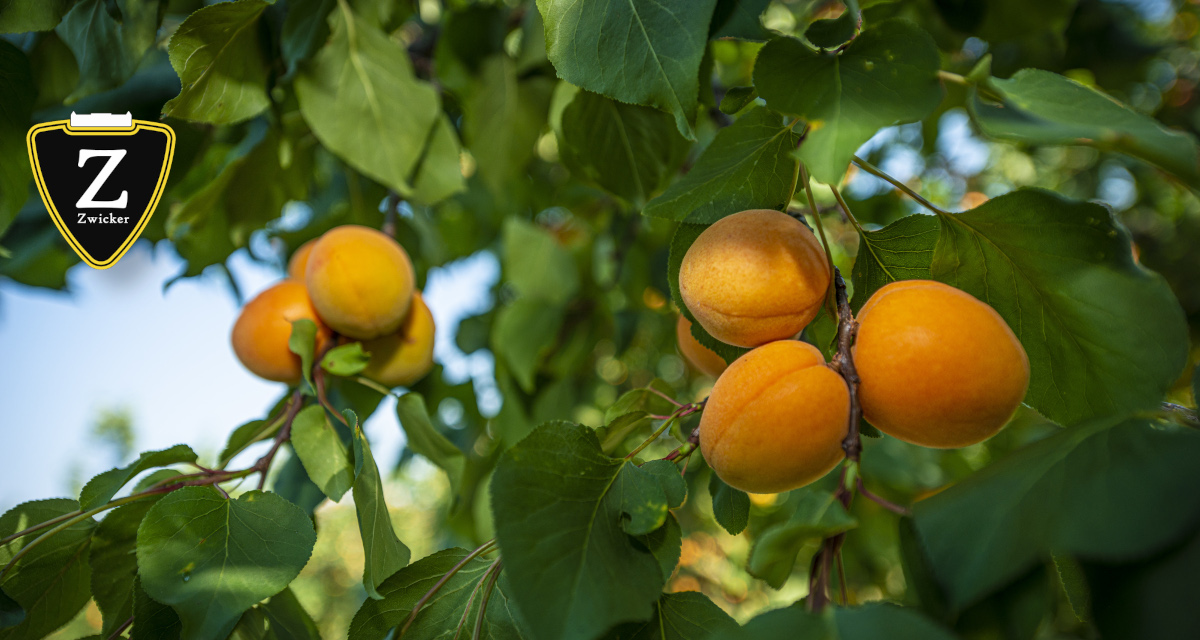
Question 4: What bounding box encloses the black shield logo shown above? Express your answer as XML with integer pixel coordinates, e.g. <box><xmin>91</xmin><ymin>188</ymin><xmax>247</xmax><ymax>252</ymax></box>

<box><xmin>27</xmin><ymin>114</ymin><xmax>175</xmax><ymax>269</ymax></box>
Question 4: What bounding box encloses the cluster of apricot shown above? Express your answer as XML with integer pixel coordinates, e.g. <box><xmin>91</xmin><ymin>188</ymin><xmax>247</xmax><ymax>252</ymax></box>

<box><xmin>676</xmin><ymin>210</ymin><xmax>1030</xmax><ymax>494</ymax></box>
<box><xmin>231</xmin><ymin>225</ymin><xmax>435</xmax><ymax>389</ymax></box>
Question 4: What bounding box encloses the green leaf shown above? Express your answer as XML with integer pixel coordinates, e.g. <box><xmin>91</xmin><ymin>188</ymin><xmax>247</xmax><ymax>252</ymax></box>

<box><xmin>748</xmin><ymin>490</ymin><xmax>857</xmax><ymax>589</ymax></box>
<box><xmin>848</xmin><ymin>213</ymin><xmax>939</xmax><ymax>311</ymax></box>
<box><xmin>1087</xmin><ymin>527</ymin><xmax>1200</xmax><ymax>640</ymax></box>
<box><xmin>718</xmin><ymin>86</ymin><xmax>757</xmax><ymax>115</ymax></box>
<box><xmin>131</xmin><ymin>577</ymin><xmax>181</xmax><ymax>640</ymax></box>
<box><xmin>136</xmin><ymin>488</ymin><xmax>317</xmax><ymax>640</ymax></box>
<box><xmin>753</xmin><ymin>21</ymin><xmax>942</xmax><ymax>184</ymax></box>
<box><xmin>604</xmin><ymin>592</ymin><xmax>737</xmax><ymax>640</ymax></box>
<box><xmin>231</xmin><ymin>589</ymin><xmax>321</xmax><ymax>640</ymax></box>
<box><xmin>637</xmin><ymin>514</ymin><xmax>683</xmax><ymax>583</ymax></box>
<box><xmin>90</xmin><ymin>500</ymin><xmax>161</xmax><ymax>635</ymax></box>
<box><xmin>537</xmin><ymin>0</ymin><xmax>718</xmax><ymax>140</ymax></box>
<box><xmin>665</xmin><ymin>223</ymin><xmax>751</xmax><ymax>364</ymax></box>
<box><xmin>971</xmin><ymin>69</ymin><xmax>1200</xmax><ymax>188</ymax></box>
<box><xmin>708</xmin><ymin>474</ymin><xmax>750</xmax><ymax>536</ymax></box>
<box><xmin>295</xmin><ymin>1</ymin><xmax>443</xmax><ymax>198</ymax></box>
<box><xmin>321</xmin><ymin>343</ymin><xmax>371</xmax><ymax>377</ymax></box>
<box><xmin>603</xmin><ymin>380</ymin><xmax>677</xmax><ymax>426</ymax></box>
<box><xmin>463</xmin><ymin>56</ymin><xmax>554</xmax><ymax>193</ymax></box>
<box><xmin>347</xmin><ymin>547</ymin><xmax>524</xmax><ymax>640</ymax></box>
<box><xmin>491</xmin><ymin>422</ymin><xmax>680</xmax><ymax>640</ymax></box>
<box><xmin>0</xmin><ymin>0</ymin><xmax>74</xmax><ymax>32</ymax></box>
<box><xmin>643</xmin><ymin>107</ymin><xmax>799</xmax><ymax>222</ymax></box>
<box><xmin>908</xmin><ymin>417</ymin><xmax>1200</xmax><ymax>613</ymax></box>
<box><xmin>0</xmin><ymin>42</ymin><xmax>33</xmax><ymax>239</ymax></box>
<box><xmin>272</xmin><ymin>454</ymin><xmax>327</xmax><ymax>517</ymax></box>
<box><xmin>804</xmin><ymin>0</ymin><xmax>860</xmax><ymax>49</ymax></box>
<box><xmin>395</xmin><ymin>393</ymin><xmax>466</xmax><ymax>496</ymax></box>
<box><xmin>709</xmin><ymin>0</ymin><xmax>771</xmax><ymax>41</ymax></box>
<box><xmin>503</xmin><ymin>218</ymin><xmax>580</xmax><ymax>304</ymax></box>
<box><xmin>491</xmin><ymin>298</ymin><xmax>566</xmax><ymax>393</ymax></box>
<box><xmin>280</xmin><ymin>0</ymin><xmax>336</xmax><ymax>77</ymax></box>
<box><xmin>55</xmin><ymin>0</ymin><xmax>160</xmax><ymax>103</ymax></box>
<box><xmin>930</xmin><ymin>189</ymin><xmax>1189</xmax><ymax>426</ymax></box>
<box><xmin>726</xmin><ymin>602</ymin><xmax>958</xmax><ymax>639</ymax></box>
<box><xmin>1051</xmin><ymin>554</ymin><xmax>1091</xmax><ymax>624</ymax></box>
<box><xmin>352</xmin><ymin>418</ymin><xmax>412</xmax><ymax>599</ymax></box>
<box><xmin>288</xmin><ymin>319</ymin><xmax>319</xmax><ymax>392</ymax></box>
<box><xmin>290</xmin><ymin>405</ymin><xmax>355</xmax><ymax>502</ymax></box>
<box><xmin>410</xmin><ymin>114</ymin><xmax>466</xmax><ymax>205</ymax></box>
<box><xmin>0</xmin><ymin>499</ymin><xmax>97</xmax><ymax>640</ymax></box>
<box><xmin>79</xmin><ymin>445</ymin><xmax>198</xmax><ymax>510</ymax></box>
<box><xmin>162</xmin><ymin>0</ymin><xmax>271</xmax><ymax>124</ymax></box>
<box><xmin>219</xmin><ymin>418</ymin><xmax>280</xmax><ymax>468</ymax></box>
<box><xmin>558</xmin><ymin>90</ymin><xmax>689</xmax><ymax>207</ymax></box>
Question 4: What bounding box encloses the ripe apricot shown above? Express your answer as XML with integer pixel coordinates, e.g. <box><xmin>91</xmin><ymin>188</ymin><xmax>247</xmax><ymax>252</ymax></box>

<box><xmin>305</xmin><ymin>225</ymin><xmax>415</xmax><ymax>340</ymax></box>
<box><xmin>231</xmin><ymin>280</ymin><xmax>331</xmax><ymax>384</ymax></box>
<box><xmin>287</xmin><ymin>239</ymin><xmax>317</xmax><ymax>280</ymax></box>
<box><xmin>700</xmin><ymin>340</ymin><xmax>849</xmax><ymax>493</ymax></box>
<box><xmin>679</xmin><ymin>209</ymin><xmax>830</xmax><ymax>348</ymax></box>
<box><xmin>676</xmin><ymin>315</ymin><xmax>727</xmax><ymax>378</ymax></box>
<box><xmin>361</xmin><ymin>291</ymin><xmax>436</xmax><ymax>388</ymax></box>
<box><xmin>854</xmin><ymin>280</ymin><xmax>1030</xmax><ymax>448</ymax></box>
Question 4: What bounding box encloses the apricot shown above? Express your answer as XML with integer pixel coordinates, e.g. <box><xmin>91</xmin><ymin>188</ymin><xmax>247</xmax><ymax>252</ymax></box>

<box><xmin>361</xmin><ymin>291</ymin><xmax>436</xmax><ymax>388</ymax></box>
<box><xmin>679</xmin><ymin>209</ymin><xmax>830</xmax><ymax>348</ymax></box>
<box><xmin>305</xmin><ymin>225</ymin><xmax>415</xmax><ymax>340</ymax></box>
<box><xmin>854</xmin><ymin>280</ymin><xmax>1030</xmax><ymax>448</ymax></box>
<box><xmin>676</xmin><ymin>315</ymin><xmax>727</xmax><ymax>378</ymax></box>
<box><xmin>700</xmin><ymin>340</ymin><xmax>849</xmax><ymax>493</ymax></box>
<box><xmin>231</xmin><ymin>280</ymin><xmax>331</xmax><ymax>384</ymax></box>
<box><xmin>287</xmin><ymin>239</ymin><xmax>316</xmax><ymax>280</ymax></box>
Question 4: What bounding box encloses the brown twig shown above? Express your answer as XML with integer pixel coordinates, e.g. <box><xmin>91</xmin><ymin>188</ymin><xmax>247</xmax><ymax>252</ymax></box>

<box><xmin>856</xmin><ymin>477</ymin><xmax>911</xmax><ymax>516</ymax></box>
<box><xmin>254</xmin><ymin>390</ymin><xmax>305</xmax><ymax>490</ymax></box>
<box><xmin>383</xmin><ymin>193</ymin><xmax>400</xmax><ymax>238</ymax></box>
<box><xmin>107</xmin><ymin>616</ymin><xmax>134</xmax><ymax>640</ymax></box>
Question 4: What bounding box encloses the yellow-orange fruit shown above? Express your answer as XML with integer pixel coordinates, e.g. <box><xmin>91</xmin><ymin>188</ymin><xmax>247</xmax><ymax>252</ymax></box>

<box><xmin>854</xmin><ymin>280</ymin><xmax>1030</xmax><ymax>448</ymax></box>
<box><xmin>676</xmin><ymin>315</ymin><xmax>727</xmax><ymax>378</ymax></box>
<box><xmin>361</xmin><ymin>291</ymin><xmax>436</xmax><ymax>388</ymax></box>
<box><xmin>700</xmin><ymin>341</ymin><xmax>849</xmax><ymax>493</ymax></box>
<box><xmin>305</xmin><ymin>225</ymin><xmax>415</xmax><ymax>340</ymax></box>
<box><xmin>231</xmin><ymin>280</ymin><xmax>331</xmax><ymax>384</ymax></box>
<box><xmin>287</xmin><ymin>239</ymin><xmax>317</xmax><ymax>280</ymax></box>
<box><xmin>680</xmin><ymin>209</ymin><xmax>830</xmax><ymax>348</ymax></box>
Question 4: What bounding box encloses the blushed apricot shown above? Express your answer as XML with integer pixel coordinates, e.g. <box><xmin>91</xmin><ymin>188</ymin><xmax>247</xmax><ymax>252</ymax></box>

<box><xmin>680</xmin><ymin>209</ymin><xmax>830</xmax><ymax>348</ymax></box>
<box><xmin>854</xmin><ymin>280</ymin><xmax>1030</xmax><ymax>448</ymax></box>
<box><xmin>305</xmin><ymin>225</ymin><xmax>415</xmax><ymax>340</ymax></box>
<box><xmin>231</xmin><ymin>280</ymin><xmax>331</xmax><ymax>384</ymax></box>
<box><xmin>287</xmin><ymin>239</ymin><xmax>317</xmax><ymax>280</ymax></box>
<box><xmin>676</xmin><ymin>315</ymin><xmax>727</xmax><ymax>378</ymax></box>
<box><xmin>700</xmin><ymin>341</ymin><xmax>849</xmax><ymax>493</ymax></box>
<box><xmin>361</xmin><ymin>291</ymin><xmax>436</xmax><ymax>388</ymax></box>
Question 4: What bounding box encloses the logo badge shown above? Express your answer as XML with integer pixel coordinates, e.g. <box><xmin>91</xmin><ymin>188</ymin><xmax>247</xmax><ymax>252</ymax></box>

<box><xmin>27</xmin><ymin>112</ymin><xmax>175</xmax><ymax>269</ymax></box>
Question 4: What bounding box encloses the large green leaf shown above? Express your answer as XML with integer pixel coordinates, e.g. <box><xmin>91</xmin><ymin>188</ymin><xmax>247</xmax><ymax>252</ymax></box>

<box><xmin>491</xmin><ymin>422</ymin><xmax>684</xmax><ymax>640</ymax></box>
<box><xmin>491</xmin><ymin>298</ymin><xmax>566</xmax><ymax>394</ymax></box>
<box><xmin>79</xmin><ymin>445</ymin><xmax>198</xmax><ymax>510</ymax></box>
<box><xmin>1086</xmin><ymin>528</ymin><xmax>1200</xmax><ymax>640</ymax></box>
<box><xmin>709</xmin><ymin>0</ymin><xmax>771</xmax><ymax>41</ymax></box>
<box><xmin>136</xmin><ymin>488</ymin><xmax>317</xmax><ymax>640</ymax></box>
<box><xmin>502</xmin><ymin>218</ymin><xmax>580</xmax><ymax>304</ymax></box>
<box><xmin>162</xmin><ymin>0</ymin><xmax>272</xmax><ymax>124</ymax></box>
<box><xmin>643</xmin><ymin>107</ymin><xmax>799</xmax><ymax>222</ymax></box>
<box><xmin>290</xmin><ymin>406</ymin><xmax>355</xmax><ymax>502</ymax></box>
<box><xmin>0</xmin><ymin>42</ymin><xmax>33</xmax><ymax>239</ymax></box>
<box><xmin>131</xmin><ymin>577</ymin><xmax>181</xmax><ymax>640</ymax></box>
<box><xmin>463</xmin><ymin>56</ymin><xmax>554</xmax><ymax>193</ymax></box>
<box><xmin>753</xmin><ymin>20</ymin><xmax>942</xmax><ymax>184</ymax></box>
<box><xmin>558</xmin><ymin>90</ymin><xmax>689</xmax><ymax>208</ymax></box>
<box><xmin>907</xmin><ymin>417</ymin><xmax>1200</xmax><ymax>613</ymax></box>
<box><xmin>395</xmin><ymin>393</ymin><xmax>466</xmax><ymax>496</ymax></box>
<box><xmin>537</xmin><ymin>0</ymin><xmax>718</xmax><ymax>140</ymax></box>
<box><xmin>971</xmin><ymin>69</ymin><xmax>1200</xmax><ymax>188</ymax></box>
<box><xmin>347</xmin><ymin>547</ymin><xmax>524</xmax><ymax>640</ymax></box>
<box><xmin>707</xmin><ymin>474</ymin><xmax>750</xmax><ymax>536</ymax></box>
<box><xmin>747</xmin><ymin>490</ymin><xmax>857</xmax><ymax>589</ymax></box>
<box><xmin>352</xmin><ymin>418</ymin><xmax>412</xmax><ymax>599</ymax></box>
<box><xmin>0</xmin><ymin>499</ymin><xmax>96</xmax><ymax>640</ymax></box>
<box><xmin>280</xmin><ymin>0</ymin><xmax>336</xmax><ymax>77</ymax></box>
<box><xmin>0</xmin><ymin>0</ymin><xmax>74</xmax><ymax>32</ymax></box>
<box><xmin>721</xmin><ymin>603</ymin><xmax>958</xmax><ymax>639</ymax></box>
<box><xmin>295</xmin><ymin>1</ymin><xmax>443</xmax><ymax>198</ymax></box>
<box><xmin>89</xmin><ymin>500</ymin><xmax>160</xmax><ymax>635</ymax></box>
<box><xmin>604</xmin><ymin>592</ymin><xmax>738</xmax><ymax>640</ymax></box>
<box><xmin>848</xmin><ymin>213</ymin><xmax>939</xmax><ymax>311</ymax></box>
<box><xmin>410</xmin><ymin>114</ymin><xmax>466</xmax><ymax>205</ymax></box>
<box><xmin>229</xmin><ymin>589</ymin><xmax>321</xmax><ymax>640</ymax></box>
<box><xmin>930</xmin><ymin>189</ymin><xmax>1189</xmax><ymax>426</ymax></box>
<box><xmin>55</xmin><ymin>0</ymin><xmax>160</xmax><ymax>103</ymax></box>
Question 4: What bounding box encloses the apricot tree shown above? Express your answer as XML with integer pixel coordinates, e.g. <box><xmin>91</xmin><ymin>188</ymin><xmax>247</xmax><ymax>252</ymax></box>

<box><xmin>2</xmin><ymin>1</ymin><xmax>1200</xmax><ymax>640</ymax></box>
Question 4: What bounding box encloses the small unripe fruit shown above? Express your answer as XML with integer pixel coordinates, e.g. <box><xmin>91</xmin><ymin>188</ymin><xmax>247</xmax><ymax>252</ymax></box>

<box><xmin>676</xmin><ymin>315</ymin><xmax>727</xmax><ymax>378</ymax></box>
<box><xmin>305</xmin><ymin>225</ymin><xmax>415</xmax><ymax>340</ymax></box>
<box><xmin>231</xmin><ymin>280</ymin><xmax>331</xmax><ymax>384</ymax></box>
<box><xmin>854</xmin><ymin>280</ymin><xmax>1030</xmax><ymax>448</ymax></box>
<box><xmin>361</xmin><ymin>291</ymin><xmax>436</xmax><ymax>388</ymax></box>
<box><xmin>680</xmin><ymin>209</ymin><xmax>830</xmax><ymax>348</ymax></box>
<box><xmin>700</xmin><ymin>340</ymin><xmax>849</xmax><ymax>493</ymax></box>
<box><xmin>287</xmin><ymin>239</ymin><xmax>317</xmax><ymax>280</ymax></box>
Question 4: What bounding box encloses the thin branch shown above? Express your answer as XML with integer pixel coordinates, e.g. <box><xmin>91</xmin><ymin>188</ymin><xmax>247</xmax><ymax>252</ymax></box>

<box><xmin>472</xmin><ymin>559</ymin><xmax>504</xmax><ymax>640</ymax></box>
<box><xmin>400</xmin><ymin>539</ymin><xmax>498</xmax><ymax>638</ymax></box>
<box><xmin>383</xmin><ymin>193</ymin><xmax>401</xmax><ymax>238</ymax></box>
<box><xmin>254</xmin><ymin>390</ymin><xmax>305</xmax><ymax>490</ymax></box>
<box><xmin>107</xmin><ymin>616</ymin><xmax>134</xmax><ymax>640</ymax></box>
<box><xmin>856</xmin><ymin>477</ymin><xmax>911</xmax><ymax>516</ymax></box>
<box><xmin>851</xmin><ymin>156</ymin><xmax>949</xmax><ymax>216</ymax></box>
<box><xmin>1162</xmin><ymin>402</ymin><xmax>1200</xmax><ymax>428</ymax></box>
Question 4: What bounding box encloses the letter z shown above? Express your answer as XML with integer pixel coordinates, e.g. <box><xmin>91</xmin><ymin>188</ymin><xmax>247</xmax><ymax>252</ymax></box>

<box><xmin>76</xmin><ymin>149</ymin><xmax>129</xmax><ymax>209</ymax></box>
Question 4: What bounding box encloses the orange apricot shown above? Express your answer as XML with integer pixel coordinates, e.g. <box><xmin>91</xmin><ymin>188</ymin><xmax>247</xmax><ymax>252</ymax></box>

<box><xmin>700</xmin><ymin>340</ymin><xmax>849</xmax><ymax>493</ymax></box>
<box><xmin>679</xmin><ymin>209</ymin><xmax>830</xmax><ymax>348</ymax></box>
<box><xmin>676</xmin><ymin>315</ymin><xmax>727</xmax><ymax>378</ymax></box>
<box><xmin>231</xmin><ymin>280</ymin><xmax>331</xmax><ymax>384</ymax></box>
<box><xmin>361</xmin><ymin>291</ymin><xmax>436</xmax><ymax>388</ymax></box>
<box><xmin>853</xmin><ymin>280</ymin><xmax>1030</xmax><ymax>448</ymax></box>
<box><xmin>287</xmin><ymin>239</ymin><xmax>317</xmax><ymax>280</ymax></box>
<box><xmin>305</xmin><ymin>225</ymin><xmax>415</xmax><ymax>340</ymax></box>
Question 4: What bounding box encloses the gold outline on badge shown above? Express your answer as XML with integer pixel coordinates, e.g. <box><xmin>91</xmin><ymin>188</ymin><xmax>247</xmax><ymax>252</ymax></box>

<box><xmin>26</xmin><ymin>120</ymin><xmax>176</xmax><ymax>270</ymax></box>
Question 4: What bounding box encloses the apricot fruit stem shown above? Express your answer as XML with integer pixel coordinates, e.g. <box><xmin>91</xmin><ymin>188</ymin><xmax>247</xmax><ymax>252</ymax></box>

<box><xmin>354</xmin><ymin>375</ymin><xmax>400</xmax><ymax>398</ymax></box>
<box><xmin>383</xmin><ymin>192</ymin><xmax>401</xmax><ymax>238</ymax></box>
<box><xmin>851</xmin><ymin>155</ymin><xmax>950</xmax><ymax>216</ymax></box>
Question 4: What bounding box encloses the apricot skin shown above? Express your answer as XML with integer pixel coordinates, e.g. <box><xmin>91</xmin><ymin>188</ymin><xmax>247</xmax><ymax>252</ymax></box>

<box><xmin>361</xmin><ymin>291</ymin><xmax>436</xmax><ymax>388</ymax></box>
<box><xmin>700</xmin><ymin>340</ymin><xmax>849</xmax><ymax>493</ymax></box>
<box><xmin>231</xmin><ymin>280</ymin><xmax>331</xmax><ymax>384</ymax></box>
<box><xmin>305</xmin><ymin>225</ymin><xmax>415</xmax><ymax>340</ymax></box>
<box><xmin>287</xmin><ymin>239</ymin><xmax>316</xmax><ymax>280</ymax></box>
<box><xmin>854</xmin><ymin>280</ymin><xmax>1030</xmax><ymax>448</ymax></box>
<box><xmin>680</xmin><ymin>209</ymin><xmax>830</xmax><ymax>348</ymax></box>
<box><xmin>676</xmin><ymin>315</ymin><xmax>727</xmax><ymax>378</ymax></box>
